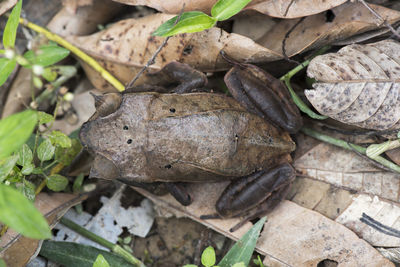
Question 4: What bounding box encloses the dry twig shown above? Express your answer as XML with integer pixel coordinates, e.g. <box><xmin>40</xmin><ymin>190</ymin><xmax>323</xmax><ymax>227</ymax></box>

<box><xmin>358</xmin><ymin>0</ymin><xmax>400</xmax><ymax>40</ymax></box>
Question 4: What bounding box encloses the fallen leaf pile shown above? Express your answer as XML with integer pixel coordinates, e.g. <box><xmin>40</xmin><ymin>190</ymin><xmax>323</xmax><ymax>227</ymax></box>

<box><xmin>3</xmin><ymin>0</ymin><xmax>400</xmax><ymax>266</ymax></box>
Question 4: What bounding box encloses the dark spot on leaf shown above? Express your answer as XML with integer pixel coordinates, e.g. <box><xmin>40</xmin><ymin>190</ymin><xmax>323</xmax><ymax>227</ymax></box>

<box><xmin>325</xmin><ymin>10</ymin><xmax>335</xmax><ymax>22</ymax></box>
<box><xmin>183</xmin><ymin>45</ymin><xmax>193</xmax><ymax>55</ymax></box>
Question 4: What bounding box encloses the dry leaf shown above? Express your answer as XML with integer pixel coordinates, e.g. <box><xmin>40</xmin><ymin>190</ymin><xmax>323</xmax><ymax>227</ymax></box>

<box><xmin>258</xmin><ymin>2</ymin><xmax>400</xmax><ymax>57</ymax></box>
<box><xmin>0</xmin><ymin>0</ymin><xmax>17</xmax><ymax>16</ymax></box>
<box><xmin>133</xmin><ymin>184</ymin><xmax>393</xmax><ymax>266</ymax></box>
<box><xmin>247</xmin><ymin>0</ymin><xmax>347</xmax><ymax>19</ymax></box>
<box><xmin>67</xmin><ymin>13</ymin><xmax>281</xmax><ymax>91</ymax></box>
<box><xmin>47</xmin><ymin>0</ymin><xmax>124</xmax><ymax>37</ymax></box>
<box><xmin>62</xmin><ymin>0</ymin><xmax>93</xmax><ymax>13</ymax></box>
<box><xmin>0</xmin><ymin>193</ymin><xmax>86</xmax><ymax>267</ymax></box>
<box><xmin>305</xmin><ymin>39</ymin><xmax>400</xmax><ymax>131</ymax></box>
<box><xmin>112</xmin><ymin>0</ymin><xmax>347</xmax><ymax>19</ymax></box>
<box><xmin>336</xmin><ymin>194</ymin><xmax>400</xmax><ymax>247</ymax></box>
<box><xmin>295</xmin><ymin>141</ymin><xmax>400</xmax><ymax>203</ymax></box>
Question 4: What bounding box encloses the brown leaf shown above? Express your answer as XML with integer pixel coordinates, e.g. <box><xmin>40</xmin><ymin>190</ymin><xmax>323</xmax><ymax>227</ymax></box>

<box><xmin>62</xmin><ymin>0</ymin><xmax>93</xmax><ymax>13</ymax></box>
<box><xmin>111</xmin><ymin>0</ymin><xmax>217</xmax><ymax>14</ymax></box>
<box><xmin>305</xmin><ymin>39</ymin><xmax>400</xmax><ymax>131</ymax></box>
<box><xmin>133</xmin><ymin>185</ymin><xmax>393</xmax><ymax>266</ymax></box>
<box><xmin>258</xmin><ymin>2</ymin><xmax>400</xmax><ymax>57</ymax></box>
<box><xmin>295</xmin><ymin>141</ymin><xmax>400</xmax><ymax>204</ymax></box>
<box><xmin>0</xmin><ymin>193</ymin><xmax>86</xmax><ymax>267</ymax></box>
<box><xmin>247</xmin><ymin>0</ymin><xmax>347</xmax><ymax>19</ymax></box>
<box><xmin>47</xmin><ymin>0</ymin><xmax>124</xmax><ymax>37</ymax></box>
<box><xmin>0</xmin><ymin>0</ymin><xmax>17</xmax><ymax>16</ymax></box>
<box><xmin>112</xmin><ymin>0</ymin><xmax>347</xmax><ymax>19</ymax></box>
<box><xmin>66</xmin><ymin>13</ymin><xmax>281</xmax><ymax>91</ymax></box>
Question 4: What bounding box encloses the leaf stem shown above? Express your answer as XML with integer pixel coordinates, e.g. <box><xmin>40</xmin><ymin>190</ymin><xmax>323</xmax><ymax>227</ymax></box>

<box><xmin>301</xmin><ymin>127</ymin><xmax>400</xmax><ymax>174</ymax></box>
<box><xmin>279</xmin><ymin>46</ymin><xmax>331</xmax><ymax>120</ymax></box>
<box><xmin>60</xmin><ymin>217</ymin><xmax>146</xmax><ymax>267</ymax></box>
<box><xmin>18</xmin><ymin>18</ymin><xmax>125</xmax><ymax>92</ymax></box>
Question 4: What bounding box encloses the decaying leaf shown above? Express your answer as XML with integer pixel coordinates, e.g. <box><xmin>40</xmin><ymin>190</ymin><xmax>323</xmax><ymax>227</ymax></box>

<box><xmin>336</xmin><ymin>194</ymin><xmax>400</xmax><ymax>247</ymax></box>
<box><xmin>113</xmin><ymin>0</ymin><xmax>347</xmax><ymax>19</ymax></box>
<box><xmin>66</xmin><ymin>13</ymin><xmax>281</xmax><ymax>91</ymax></box>
<box><xmin>62</xmin><ymin>0</ymin><xmax>93</xmax><ymax>13</ymax></box>
<box><xmin>133</xmin><ymin>184</ymin><xmax>393</xmax><ymax>266</ymax></box>
<box><xmin>305</xmin><ymin>39</ymin><xmax>400</xmax><ymax>131</ymax></box>
<box><xmin>295</xmin><ymin>141</ymin><xmax>400</xmax><ymax>203</ymax></box>
<box><xmin>0</xmin><ymin>193</ymin><xmax>87</xmax><ymax>267</ymax></box>
<box><xmin>258</xmin><ymin>2</ymin><xmax>400</xmax><ymax>57</ymax></box>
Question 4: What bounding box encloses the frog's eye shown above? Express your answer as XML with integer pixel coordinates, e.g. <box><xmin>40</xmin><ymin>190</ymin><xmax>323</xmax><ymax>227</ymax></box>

<box><xmin>92</xmin><ymin>92</ymin><xmax>122</xmax><ymax>118</ymax></box>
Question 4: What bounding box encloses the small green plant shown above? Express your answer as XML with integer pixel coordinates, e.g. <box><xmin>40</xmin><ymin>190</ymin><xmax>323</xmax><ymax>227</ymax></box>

<box><xmin>0</xmin><ymin>0</ymin><xmax>82</xmax><ymax>240</ymax></box>
<box><xmin>152</xmin><ymin>0</ymin><xmax>251</xmax><ymax>37</ymax></box>
<box><xmin>183</xmin><ymin>217</ymin><xmax>266</xmax><ymax>267</ymax></box>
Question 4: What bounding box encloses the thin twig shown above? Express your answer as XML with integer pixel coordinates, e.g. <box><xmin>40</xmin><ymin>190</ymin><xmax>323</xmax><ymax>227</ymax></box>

<box><xmin>358</xmin><ymin>0</ymin><xmax>400</xmax><ymax>40</ymax></box>
<box><xmin>126</xmin><ymin>4</ymin><xmax>186</xmax><ymax>90</ymax></box>
<box><xmin>360</xmin><ymin>213</ymin><xmax>400</xmax><ymax>238</ymax></box>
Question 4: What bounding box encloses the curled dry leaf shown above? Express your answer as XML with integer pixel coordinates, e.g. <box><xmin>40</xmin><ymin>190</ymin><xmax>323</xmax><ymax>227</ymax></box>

<box><xmin>258</xmin><ymin>2</ymin><xmax>400</xmax><ymax>57</ymax></box>
<box><xmin>113</xmin><ymin>0</ymin><xmax>346</xmax><ymax>19</ymax></box>
<box><xmin>67</xmin><ymin>13</ymin><xmax>281</xmax><ymax>91</ymax></box>
<box><xmin>306</xmin><ymin>39</ymin><xmax>400</xmax><ymax>131</ymax></box>
<box><xmin>0</xmin><ymin>193</ymin><xmax>87</xmax><ymax>267</ymax></box>
<box><xmin>133</xmin><ymin>185</ymin><xmax>393</xmax><ymax>266</ymax></box>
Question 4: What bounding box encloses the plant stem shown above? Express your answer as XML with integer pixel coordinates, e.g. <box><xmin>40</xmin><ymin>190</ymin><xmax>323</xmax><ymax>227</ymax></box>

<box><xmin>60</xmin><ymin>217</ymin><xmax>146</xmax><ymax>267</ymax></box>
<box><xmin>279</xmin><ymin>46</ymin><xmax>331</xmax><ymax>120</ymax></box>
<box><xmin>19</xmin><ymin>18</ymin><xmax>125</xmax><ymax>92</ymax></box>
<box><xmin>301</xmin><ymin>127</ymin><xmax>400</xmax><ymax>174</ymax></box>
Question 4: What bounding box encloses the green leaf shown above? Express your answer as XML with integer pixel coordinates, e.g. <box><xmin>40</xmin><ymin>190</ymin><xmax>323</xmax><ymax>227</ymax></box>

<box><xmin>37</xmin><ymin>111</ymin><xmax>54</xmax><ymax>124</ymax></box>
<box><xmin>17</xmin><ymin>144</ymin><xmax>33</xmax><ymax>166</ymax></box>
<box><xmin>93</xmin><ymin>254</ymin><xmax>110</xmax><ymax>267</ymax></box>
<box><xmin>55</xmin><ymin>138</ymin><xmax>82</xmax><ymax>165</ymax></box>
<box><xmin>21</xmin><ymin>162</ymin><xmax>35</xmax><ymax>175</ymax></box>
<box><xmin>48</xmin><ymin>130</ymin><xmax>71</xmax><ymax>148</ymax></box>
<box><xmin>47</xmin><ymin>174</ymin><xmax>68</xmax><ymax>192</ymax></box>
<box><xmin>37</xmin><ymin>139</ymin><xmax>55</xmax><ymax>162</ymax></box>
<box><xmin>201</xmin><ymin>246</ymin><xmax>216</xmax><ymax>267</ymax></box>
<box><xmin>0</xmin><ymin>258</ymin><xmax>6</xmax><ymax>267</ymax></box>
<box><xmin>0</xmin><ymin>155</ymin><xmax>18</xmax><ymax>182</ymax></box>
<box><xmin>0</xmin><ymin>183</ymin><xmax>51</xmax><ymax>239</ymax></box>
<box><xmin>40</xmin><ymin>241</ymin><xmax>134</xmax><ymax>267</ymax></box>
<box><xmin>218</xmin><ymin>217</ymin><xmax>267</xmax><ymax>267</ymax></box>
<box><xmin>22</xmin><ymin>178</ymin><xmax>36</xmax><ymax>201</ymax></box>
<box><xmin>0</xmin><ymin>110</ymin><xmax>38</xmax><ymax>160</ymax></box>
<box><xmin>152</xmin><ymin>11</ymin><xmax>216</xmax><ymax>37</ymax></box>
<box><xmin>211</xmin><ymin>0</ymin><xmax>251</xmax><ymax>21</ymax></box>
<box><xmin>3</xmin><ymin>0</ymin><xmax>22</xmax><ymax>48</ymax></box>
<box><xmin>232</xmin><ymin>263</ymin><xmax>246</xmax><ymax>267</ymax></box>
<box><xmin>24</xmin><ymin>45</ymin><xmax>70</xmax><ymax>67</ymax></box>
<box><xmin>73</xmin><ymin>173</ymin><xmax>85</xmax><ymax>193</ymax></box>
<box><xmin>0</xmin><ymin>58</ymin><xmax>16</xmax><ymax>87</ymax></box>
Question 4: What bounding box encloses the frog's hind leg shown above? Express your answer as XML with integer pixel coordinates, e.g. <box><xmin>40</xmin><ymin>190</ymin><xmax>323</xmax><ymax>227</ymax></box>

<box><xmin>201</xmin><ymin>163</ymin><xmax>295</xmax><ymax>231</ymax></box>
<box><xmin>164</xmin><ymin>182</ymin><xmax>192</xmax><ymax>206</ymax></box>
<box><xmin>117</xmin><ymin>179</ymin><xmax>192</xmax><ymax>206</ymax></box>
<box><xmin>229</xmin><ymin>183</ymin><xmax>291</xmax><ymax>232</ymax></box>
